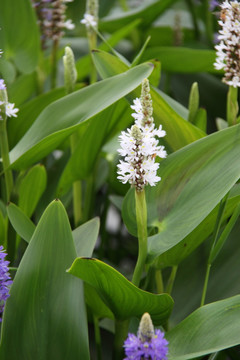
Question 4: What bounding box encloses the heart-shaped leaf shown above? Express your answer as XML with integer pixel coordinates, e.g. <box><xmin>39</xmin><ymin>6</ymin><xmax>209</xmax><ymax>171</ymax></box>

<box><xmin>68</xmin><ymin>258</ymin><xmax>173</xmax><ymax>325</ymax></box>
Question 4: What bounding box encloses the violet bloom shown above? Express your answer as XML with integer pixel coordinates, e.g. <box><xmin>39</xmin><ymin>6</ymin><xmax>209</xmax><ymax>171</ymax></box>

<box><xmin>124</xmin><ymin>313</ymin><xmax>168</xmax><ymax>360</ymax></box>
<box><xmin>0</xmin><ymin>246</ymin><xmax>12</xmax><ymax>321</ymax></box>
<box><xmin>210</xmin><ymin>0</ymin><xmax>219</xmax><ymax>11</ymax></box>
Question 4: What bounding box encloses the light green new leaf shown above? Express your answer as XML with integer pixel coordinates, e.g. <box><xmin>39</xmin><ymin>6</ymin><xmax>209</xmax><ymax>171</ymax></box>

<box><xmin>9</xmin><ymin>63</ymin><xmax>153</xmax><ymax>170</ymax></box>
<box><xmin>68</xmin><ymin>258</ymin><xmax>173</xmax><ymax>325</ymax></box>
<box><xmin>7</xmin><ymin>203</ymin><xmax>35</xmax><ymax>243</ymax></box>
<box><xmin>122</xmin><ymin>124</ymin><xmax>240</xmax><ymax>263</ymax></box>
<box><xmin>167</xmin><ymin>295</ymin><xmax>240</xmax><ymax>360</ymax></box>
<box><xmin>18</xmin><ymin>164</ymin><xmax>47</xmax><ymax>217</ymax></box>
<box><xmin>0</xmin><ymin>200</ymin><xmax>90</xmax><ymax>360</ymax></box>
<box><xmin>0</xmin><ymin>0</ymin><xmax>40</xmax><ymax>73</ymax></box>
<box><xmin>142</xmin><ymin>47</ymin><xmax>219</xmax><ymax>73</ymax></box>
<box><xmin>92</xmin><ymin>50</ymin><xmax>205</xmax><ymax>152</ymax></box>
<box><xmin>73</xmin><ymin>217</ymin><xmax>100</xmax><ymax>257</ymax></box>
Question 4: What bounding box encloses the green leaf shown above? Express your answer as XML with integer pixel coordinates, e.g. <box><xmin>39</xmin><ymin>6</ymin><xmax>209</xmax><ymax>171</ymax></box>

<box><xmin>167</xmin><ymin>295</ymin><xmax>240</xmax><ymax>360</ymax></box>
<box><xmin>68</xmin><ymin>258</ymin><xmax>173</xmax><ymax>325</ymax></box>
<box><xmin>73</xmin><ymin>217</ymin><xmax>100</xmax><ymax>257</ymax></box>
<box><xmin>100</xmin><ymin>0</ymin><xmax>179</xmax><ymax>32</ymax></box>
<box><xmin>157</xmin><ymin>184</ymin><xmax>240</xmax><ymax>268</ymax></box>
<box><xmin>0</xmin><ymin>0</ymin><xmax>40</xmax><ymax>73</ymax></box>
<box><xmin>18</xmin><ymin>164</ymin><xmax>47</xmax><ymax>217</ymax></box>
<box><xmin>57</xmin><ymin>99</ymin><xmax>130</xmax><ymax>194</ymax></box>
<box><xmin>142</xmin><ymin>47</ymin><xmax>219</xmax><ymax>73</ymax></box>
<box><xmin>9</xmin><ymin>63</ymin><xmax>153</xmax><ymax>170</ymax></box>
<box><xmin>7</xmin><ymin>203</ymin><xmax>35</xmax><ymax>243</ymax></box>
<box><xmin>122</xmin><ymin>124</ymin><xmax>240</xmax><ymax>263</ymax></box>
<box><xmin>0</xmin><ymin>200</ymin><xmax>90</xmax><ymax>360</ymax></box>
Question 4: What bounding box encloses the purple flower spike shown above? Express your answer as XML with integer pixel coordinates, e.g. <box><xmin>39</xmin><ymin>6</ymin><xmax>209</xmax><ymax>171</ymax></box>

<box><xmin>124</xmin><ymin>313</ymin><xmax>168</xmax><ymax>360</ymax></box>
<box><xmin>0</xmin><ymin>246</ymin><xmax>12</xmax><ymax>321</ymax></box>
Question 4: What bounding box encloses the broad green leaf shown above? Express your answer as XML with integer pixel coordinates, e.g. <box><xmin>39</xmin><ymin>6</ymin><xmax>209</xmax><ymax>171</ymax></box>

<box><xmin>0</xmin><ymin>0</ymin><xmax>40</xmax><ymax>73</ymax></box>
<box><xmin>0</xmin><ymin>200</ymin><xmax>90</xmax><ymax>360</ymax></box>
<box><xmin>92</xmin><ymin>50</ymin><xmax>205</xmax><ymax>152</ymax></box>
<box><xmin>157</xmin><ymin>184</ymin><xmax>240</xmax><ymax>268</ymax></box>
<box><xmin>68</xmin><ymin>258</ymin><xmax>173</xmax><ymax>325</ymax></box>
<box><xmin>73</xmin><ymin>217</ymin><xmax>100</xmax><ymax>257</ymax></box>
<box><xmin>100</xmin><ymin>0</ymin><xmax>179</xmax><ymax>32</ymax></box>
<box><xmin>122</xmin><ymin>124</ymin><xmax>240</xmax><ymax>263</ymax></box>
<box><xmin>0</xmin><ymin>58</ymin><xmax>16</xmax><ymax>84</ymax></box>
<box><xmin>8</xmin><ymin>73</ymin><xmax>37</xmax><ymax>106</ymax></box>
<box><xmin>18</xmin><ymin>164</ymin><xmax>47</xmax><ymax>217</ymax></box>
<box><xmin>167</xmin><ymin>295</ymin><xmax>240</xmax><ymax>360</ymax></box>
<box><xmin>7</xmin><ymin>203</ymin><xmax>36</xmax><ymax>243</ymax></box>
<box><xmin>9</xmin><ymin>63</ymin><xmax>153</xmax><ymax>170</ymax></box>
<box><xmin>57</xmin><ymin>99</ymin><xmax>130</xmax><ymax>195</ymax></box>
<box><xmin>142</xmin><ymin>47</ymin><xmax>219</xmax><ymax>73</ymax></box>
<box><xmin>8</xmin><ymin>87</ymin><xmax>79</xmax><ymax>149</ymax></box>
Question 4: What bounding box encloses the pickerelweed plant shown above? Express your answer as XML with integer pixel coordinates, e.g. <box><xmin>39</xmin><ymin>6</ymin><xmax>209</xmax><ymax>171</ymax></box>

<box><xmin>117</xmin><ymin>78</ymin><xmax>166</xmax><ymax>287</ymax></box>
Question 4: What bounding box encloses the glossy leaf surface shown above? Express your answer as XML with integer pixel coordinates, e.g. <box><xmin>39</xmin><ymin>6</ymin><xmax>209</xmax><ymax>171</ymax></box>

<box><xmin>68</xmin><ymin>258</ymin><xmax>173</xmax><ymax>325</ymax></box>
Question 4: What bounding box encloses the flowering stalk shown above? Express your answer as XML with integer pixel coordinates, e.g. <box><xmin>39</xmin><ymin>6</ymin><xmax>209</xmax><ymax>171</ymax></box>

<box><xmin>0</xmin><ymin>80</ymin><xmax>19</xmax><ymax>202</ymax></box>
<box><xmin>80</xmin><ymin>0</ymin><xmax>98</xmax><ymax>83</ymax></box>
<box><xmin>32</xmin><ymin>0</ymin><xmax>75</xmax><ymax>88</ymax></box>
<box><xmin>214</xmin><ymin>0</ymin><xmax>240</xmax><ymax>125</ymax></box>
<box><xmin>63</xmin><ymin>47</ymin><xmax>82</xmax><ymax>227</ymax></box>
<box><xmin>117</xmin><ymin>79</ymin><xmax>166</xmax><ymax>287</ymax></box>
<box><xmin>123</xmin><ymin>313</ymin><xmax>168</xmax><ymax>360</ymax></box>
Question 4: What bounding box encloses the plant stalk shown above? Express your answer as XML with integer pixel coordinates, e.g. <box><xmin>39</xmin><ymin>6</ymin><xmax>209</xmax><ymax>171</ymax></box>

<box><xmin>131</xmin><ymin>189</ymin><xmax>148</xmax><ymax>287</ymax></box>
<box><xmin>0</xmin><ymin>119</ymin><xmax>13</xmax><ymax>202</ymax></box>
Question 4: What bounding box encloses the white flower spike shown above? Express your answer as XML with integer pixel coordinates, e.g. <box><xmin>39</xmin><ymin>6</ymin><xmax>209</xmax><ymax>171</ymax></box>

<box><xmin>80</xmin><ymin>13</ymin><xmax>97</xmax><ymax>28</ymax></box>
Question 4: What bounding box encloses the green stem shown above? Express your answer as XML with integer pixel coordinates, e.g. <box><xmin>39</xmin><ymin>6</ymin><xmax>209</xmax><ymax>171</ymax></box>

<box><xmin>119</xmin><ymin>0</ymin><xmax>129</xmax><ymax>11</ymax></box>
<box><xmin>0</xmin><ymin>119</ymin><xmax>13</xmax><ymax>202</ymax></box>
<box><xmin>185</xmin><ymin>0</ymin><xmax>200</xmax><ymax>40</ymax></box>
<box><xmin>200</xmin><ymin>193</ymin><xmax>229</xmax><ymax>306</ymax></box>
<box><xmin>203</xmin><ymin>0</ymin><xmax>213</xmax><ymax>44</ymax></box>
<box><xmin>200</xmin><ymin>263</ymin><xmax>211</xmax><ymax>307</ymax></box>
<box><xmin>51</xmin><ymin>39</ymin><xmax>59</xmax><ymax>89</ymax></box>
<box><xmin>83</xmin><ymin>174</ymin><xmax>94</xmax><ymax>222</ymax></box>
<box><xmin>131</xmin><ymin>189</ymin><xmax>148</xmax><ymax>287</ymax></box>
<box><xmin>70</xmin><ymin>133</ymin><xmax>82</xmax><ymax>227</ymax></box>
<box><xmin>155</xmin><ymin>269</ymin><xmax>164</xmax><ymax>294</ymax></box>
<box><xmin>166</xmin><ymin>265</ymin><xmax>178</xmax><ymax>295</ymax></box>
<box><xmin>87</xmin><ymin>29</ymin><xmax>97</xmax><ymax>84</ymax></box>
<box><xmin>93</xmin><ymin>316</ymin><xmax>102</xmax><ymax>360</ymax></box>
<box><xmin>227</xmin><ymin>86</ymin><xmax>238</xmax><ymax>126</ymax></box>
<box><xmin>113</xmin><ymin>319</ymin><xmax>129</xmax><ymax>360</ymax></box>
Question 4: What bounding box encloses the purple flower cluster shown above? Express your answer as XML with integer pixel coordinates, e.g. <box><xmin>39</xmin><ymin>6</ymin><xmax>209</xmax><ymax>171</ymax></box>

<box><xmin>124</xmin><ymin>329</ymin><xmax>168</xmax><ymax>360</ymax></box>
<box><xmin>0</xmin><ymin>246</ymin><xmax>12</xmax><ymax>321</ymax></box>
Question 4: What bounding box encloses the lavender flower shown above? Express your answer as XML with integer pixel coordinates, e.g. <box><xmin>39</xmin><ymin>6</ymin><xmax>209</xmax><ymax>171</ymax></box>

<box><xmin>124</xmin><ymin>313</ymin><xmax>168</xmax><ymax>360</ymax></box>
<box><xmin>214</xmin><ymin>0</ymin><xmax>240</xmax><ymax>87</ymax></box>
<box><xmin>117</xmin><ymin>79</ymin><xmax>166</xmax><ymax>191</ymax></box>
<box><xmin>0</xmin><ymin>246</ymin><xmax>12</xmax><ymax>321</ymax></box>
<box><xmin>210</xmin><ymin>0</ymin><xmax>219</xmax><ymax>11</ymax></box>
<box><xmin>32</xmin><ymin>0</ymin><xmax>75</xmax><ymax>49</ymax></box>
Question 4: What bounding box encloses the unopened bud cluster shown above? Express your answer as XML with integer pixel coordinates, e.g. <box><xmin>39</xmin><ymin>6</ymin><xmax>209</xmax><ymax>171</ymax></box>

<box><xmin>32</xmin><ymin>0</ymin><xmax>75</xmax><ymax>49</ymax></box>
<box><xmin>117</xmin><ymin>79</ymin><xmax>166</xmax><ymax>191</ymax></box>
<box><xmin>214</xmin><ymin>0</ymin><xmax>240</xmax><ymax>87</ymax></box>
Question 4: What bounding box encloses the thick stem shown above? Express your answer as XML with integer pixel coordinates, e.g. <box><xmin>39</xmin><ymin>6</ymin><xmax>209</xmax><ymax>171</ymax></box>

<box><xmin>51</xmin><ymin>39</ymin><xmax>59</xmax><ymax>89</ymax></box>
<box><xmin>155</xmin><ymin>269</ymin><xmax>164</xmax><ymax>293</ymax></box>
<box><xmin>70</xmin><ymin>133</ymin><xmax>82</xmax><ymax>227</ymax></box>
<box><xmin>200</xmin><ymin>263</ymin><xmax>211</xmax><ymax>307</ymax></box>
<box><xmin>0</xmin><ymin>120</ymin><xmax>13</xmax><ymax>202</ymax></box>
<box><xmin>227</xmin><ymin>86</ymin><xmax>238</xmax><ymax>126</ymax></box>
<box><xmin>113</xmin><ymin>319</ymin><xmax>129</xmax><ymax>360</ymax></box>
<box><xmin>131</xmin><ymin>189</ymin><xmax>148</xmax><ymax>287</ymax></box>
